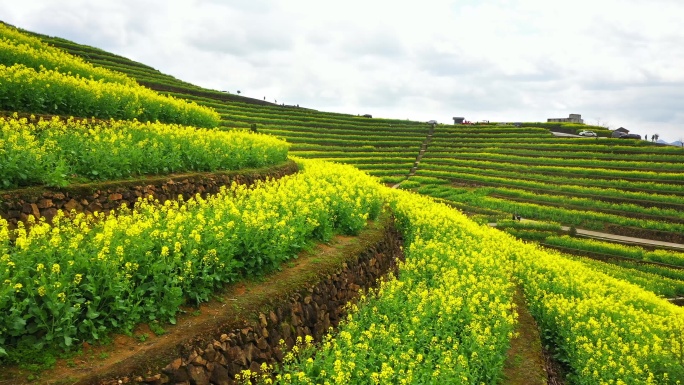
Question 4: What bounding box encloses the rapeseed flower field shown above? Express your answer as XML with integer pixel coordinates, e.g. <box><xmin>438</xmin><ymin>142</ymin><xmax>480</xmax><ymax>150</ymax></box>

<box><xmin>0</xmin><ymin>115</ymin><xmax>288</xmax><ymax>187</ymax></box>
<box><xmin>231</xmin><ymin>167</ymin><xmax>684</xmax><ymax>384</ymax></box>
<box><xmin>0</xmin><ymin>160</ymin><xmax>382</xmax><ymax>359</ymax></box>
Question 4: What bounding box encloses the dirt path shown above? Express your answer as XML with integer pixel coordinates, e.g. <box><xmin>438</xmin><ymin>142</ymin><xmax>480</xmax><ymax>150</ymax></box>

<box><xmin>562</xmin><ymin>226</ymin><xmax>684</xmax><ymax>251</ymax></box>
<box><xmin>488</xmin><ymin>222</ymin><xmax>684</xmax><ymax>251</ymax></box>
<box><xmin>502</xmin><ymin>287</ymin><xmax>548</xmax><ymax>385</ymax></box>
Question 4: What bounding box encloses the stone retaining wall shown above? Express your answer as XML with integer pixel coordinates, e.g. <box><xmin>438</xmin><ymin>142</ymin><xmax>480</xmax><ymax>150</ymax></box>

<box><xmin>0</xmin><ymin>160</ymin><xmax>298</xmax><ymax>228</ymax></box>
<box><xmin>132</xmin><ymin>219</ymin><xmax>403</xmax><ymax>385</ymax></box>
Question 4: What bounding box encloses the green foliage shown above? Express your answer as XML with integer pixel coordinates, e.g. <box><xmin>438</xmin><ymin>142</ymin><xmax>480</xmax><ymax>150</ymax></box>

<box><xmin>419</xmin><ymin>184</ymin><xmax>684</xmax><ymax>234</ymax></box>
<box><xmin>397</xmin><ymin>179</ymin><xmax>420</xmax><ymax>189</ymax></box>
<box><xmin>495</xmin><ymin>219</ymin><xmax>562</xmax><ymax>232</ymax></box>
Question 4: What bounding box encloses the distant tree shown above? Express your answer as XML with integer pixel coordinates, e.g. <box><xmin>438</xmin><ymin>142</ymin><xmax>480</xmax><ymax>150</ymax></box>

<box><xmin>237</xmin><ymin>90</ymin><xmax>241</xmax><ymax>94</ymax></box>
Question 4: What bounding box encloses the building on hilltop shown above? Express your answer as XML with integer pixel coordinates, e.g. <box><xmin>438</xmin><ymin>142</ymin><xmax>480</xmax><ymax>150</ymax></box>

<box><xmin>547</xmin><ymin>114</ymin><xmax>584</xmax><ymax>124</ymax></box>
<box><xmin>615</xmin><ymin>127</ymin><xmax>629</xmax><ymax>134</ymax></box>
<box><xmin>453</xmin><ymin>117</ymin><xmax>465</xmax><ymax>124</ymax></box>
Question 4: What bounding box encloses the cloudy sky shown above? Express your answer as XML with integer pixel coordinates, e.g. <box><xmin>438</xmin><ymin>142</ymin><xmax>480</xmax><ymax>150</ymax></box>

<box><xmin>2</xmin><ymin>0</ymin><xmax>684</xmax><ymax>142</ymax></box>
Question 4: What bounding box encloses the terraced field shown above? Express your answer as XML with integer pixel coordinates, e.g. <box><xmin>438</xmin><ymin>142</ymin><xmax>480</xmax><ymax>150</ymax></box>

<box><xmin>2</xmin><ymin>21</ymin><xmax>684</xmax><ymax>385</ymax></box>
<box><xmin>410</xmin><ymin>126</ymin><xmax>684</xmax><ymax>240</ymax></box>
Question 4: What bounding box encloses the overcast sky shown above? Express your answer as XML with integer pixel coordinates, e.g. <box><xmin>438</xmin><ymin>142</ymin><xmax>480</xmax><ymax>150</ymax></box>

<box><xmin>2</xmin><ymin>0</ymin><xmax>684</xmax><ymax>142</ymax></box>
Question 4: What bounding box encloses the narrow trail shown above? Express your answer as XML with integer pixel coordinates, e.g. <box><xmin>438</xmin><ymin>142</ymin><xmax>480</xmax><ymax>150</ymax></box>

<box><xmin>488</xmin><ymin>222</ymin><xmax>684</xmax><ymax>252</ymax></box>
<box><xmin>561</xmin><ymin>226</ymin><xmax>684</xmax><ymax>251</ymax></box>
<box><xmin>502</xmin><ymin>287</ymin><xmax>551</xmax><ymax>385</ymax></box>
<box><xmin>391</xmin><ymin>124</ymin><xmax>434</xmax><ymax>188</ymax></box>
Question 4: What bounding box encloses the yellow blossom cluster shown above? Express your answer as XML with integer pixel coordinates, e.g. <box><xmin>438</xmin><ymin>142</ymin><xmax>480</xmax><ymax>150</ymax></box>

<box><xmin>0</xmin><ymin>64</ymin><xmax>220</xmax><ymax>127</ymax></box>
<box><xmin>0</xmin><ymin>23</ymin><xmax>220</xmax><ymax>127</ymax></box>
<box><xmin>261</xmin><ymin>171</ymin><xmax>684</xmax><ymax>384</ymax></box>
<box><xmin>0</xmin><ymin>115</ymin><xmax>289</xmax><ymax>187</ymax></box>
<box><xmin>514</xmin><ymin>244</ymin><xmax>684</xmax><ymax>383</ymax></box>
<box><xmin>0</xmin><ymin>22</ymin><xmax>135</xmax><ymax>85</ymax></box>
<box><xmin>269</xmin><ymin>187</ymin><xmax>518</xmax><ymax>383</ymax></box>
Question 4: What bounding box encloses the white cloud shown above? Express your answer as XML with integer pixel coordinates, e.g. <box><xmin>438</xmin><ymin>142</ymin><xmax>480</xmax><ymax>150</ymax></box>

<box><xmin>1</xmin><ymin>0</ymin><xmax>683</xmax><ymax>140</ymax></box>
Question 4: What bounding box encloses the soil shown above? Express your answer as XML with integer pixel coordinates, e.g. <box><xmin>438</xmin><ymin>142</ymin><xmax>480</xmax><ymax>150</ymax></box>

<box><xmin>542</xmin><ymin>344</ymin><xmax>568</xmax><ymax>385</ymax></box>
<box><xmin>502</xmin><ymin>287</ymin><xmax>548</xmax><ymax>385</ymax></box>
<box><xmin>1</xmin><ymin>218</ymin><xmax>388</xmax><ymax>385</ymax></box>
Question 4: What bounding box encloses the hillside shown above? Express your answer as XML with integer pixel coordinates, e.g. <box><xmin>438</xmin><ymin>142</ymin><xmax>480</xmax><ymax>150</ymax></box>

<box><xmin>1</xmin><ymin>21</ymin><xmax>684</xmax><ymax>385</ymax></box>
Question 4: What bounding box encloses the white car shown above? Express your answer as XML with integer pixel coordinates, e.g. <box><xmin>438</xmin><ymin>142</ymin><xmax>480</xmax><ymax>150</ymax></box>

<box><xmin>578</xmin><ymin>130</ymin><xmax>597</xmax><ymax>137</ymax></box>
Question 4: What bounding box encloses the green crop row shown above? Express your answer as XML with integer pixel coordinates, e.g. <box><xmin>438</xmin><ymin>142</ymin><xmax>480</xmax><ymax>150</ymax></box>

<box><xmin>0</xmin><ymin>160</ymin><xmax>383</xmax><ymax>360</ymax></box>
<box><xmin>428</xmin><ymin>141</ymin><xmax>684</xmax><ymax>156</ymax></box>
<box><xmin>607</xmin><ymin>260</ymin><xmax>684</xmax><ymax>283</ymax></box>
<box><xmin>428</xmin><ymin>146</ymin><xmax>684</xmax><ymax>163</ymax></box>
<box><xmin>491</xmin><ymin>188</ymin><xmax>684</xmax><ymax>222</ymax></box>
<box><xmin>426</xmin><ymin>150</ymin><xmax>684</xmax><ymax>172</ymax></box>
<box><xmin>494</xmin><ymin>219</ymin><xmax>562</xmax><ymax>232</ymax></box>
<box><xmin>221</xmin><ymin>114</ymin><xmax>428</xmax><ymax>133</ymax></box>
<box><xmin>20</xmin><ymin>30</ymin><xmax>159</xmax><ymax>73</ymax></box>
<box><xmin>416</xmin><ymin>164</ymin><xmax>684</xmax><ymax>196</ymax></box>
<box><xmin>429</xmin><ymin>135</ymin><xmax>658</xmax><ymax>147</ymax></box>
<box><xmin>261</xmin><ymin>127</ymin><xmax>427</xmax><ymax>139</ymax></box>
<box><xmin>260</xmin><ymin>130</ymin><xmax>426</xmax><ymax>143</ymax></box>
<box><xmin>287</xmin><ymin>143</ymin><xmax>421</xmax><ymax>152</ymax></box>
<box><xmin>154</xmin><ymin>89</ymin><xmax>425</xmax><ymax>128</ymax></box>
<box><xmin>545</xmin><ymin>236</ymin><xmax>684</xmax><ymax>268</ymax></box>
<box><xmin>291</xmin><ymin>150</ymin><xmax>417</xmax><ymax>158</ymax></box>
<box><xmin>435</xmin><ymin>127</ymin><xmax>550</xmax><ymax>134</ymax></box>
<box><xmin>418</xmin><ymin>184</ymin><xmax>684</xmax><ymax>234</ymax></box>
<box><xmin>283</xmin><ymin>137</ymin><xmax>422</xmax><ymax>148</ymax></box>
<box><xmin>421</xmin><ymin>157</ymin><xmax>684</xmax><ymax>182</ymax></box>
<box><xmin>0</xmin><ymin>116</ymin><xmax>286</xmax><ymax>188</ymax></box>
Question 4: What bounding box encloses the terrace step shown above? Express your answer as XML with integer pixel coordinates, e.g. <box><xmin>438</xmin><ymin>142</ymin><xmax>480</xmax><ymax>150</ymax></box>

<box><xmin>3</xmin><ymin>216</ymin><xmax>404</xmax><ymax>385</ymax></box>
